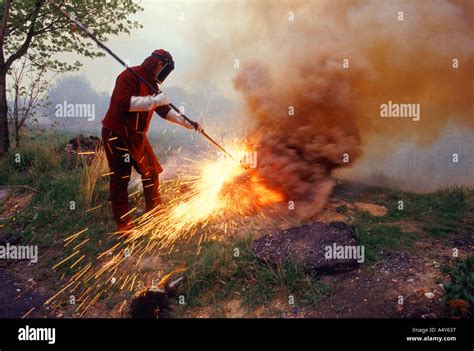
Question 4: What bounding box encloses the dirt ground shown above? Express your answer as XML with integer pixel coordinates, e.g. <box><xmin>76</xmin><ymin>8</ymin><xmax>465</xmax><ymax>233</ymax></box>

<box><xmin>0</xmin><ymin>188</ymin><xmax>51</xmax><ymax>318</ymax></box>
<box><xmin>173</xmin><ymin>198</ymin><xmax>471</xmax><ymax>318</ymax></box>
<box><xmin>180</xmin><ymin>253</ymin><xmax>451</xmax><ymax>318</ymax></box>
<box><xmin>0</xmin><ymin>189</ymin><xmax>470</xmax><ymax>318</ymax></box>
<box><xmin>0</xmin><ymin>261</ymin><xmax>51</xmax><ymax>318</ymax></box>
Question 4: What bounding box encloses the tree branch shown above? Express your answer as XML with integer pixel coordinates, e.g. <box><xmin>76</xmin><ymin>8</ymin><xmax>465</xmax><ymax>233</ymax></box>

<box><xmin>5</xmin><ymin>0</ymin><xmax>45</xmax><ymax>71</ymax></box>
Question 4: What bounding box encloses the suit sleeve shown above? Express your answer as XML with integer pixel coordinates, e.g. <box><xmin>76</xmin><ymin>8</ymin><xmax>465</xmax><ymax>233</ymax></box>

<box><xmin>154</xmin><ymin>105</ymin><xmax>172</xmax><ymax>118</ymax></box>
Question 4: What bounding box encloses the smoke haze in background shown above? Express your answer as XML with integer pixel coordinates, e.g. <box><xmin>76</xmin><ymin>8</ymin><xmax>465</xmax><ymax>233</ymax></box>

<box><xmin>37</xmin><ymin>1</ymin><xmax>472</xmax><ymax>208</ymax></box>
<box><xmin>184</xmin><ymin>0</ymin><xmax>473</xmax><ymax>217</ymax></box>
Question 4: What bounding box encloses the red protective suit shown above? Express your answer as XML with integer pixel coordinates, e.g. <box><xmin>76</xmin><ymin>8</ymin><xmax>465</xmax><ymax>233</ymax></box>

<box><xmin>102</xmin><ymin>57</ymin><xmax>170</xmax><ymax>227</ymax></box>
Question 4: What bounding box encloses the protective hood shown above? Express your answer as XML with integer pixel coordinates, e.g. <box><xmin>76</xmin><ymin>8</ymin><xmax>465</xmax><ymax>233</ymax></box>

<box><xmin>151</xmin><ymin>51</ymin><xmax>174</xmax><ymax>84</ymax></box>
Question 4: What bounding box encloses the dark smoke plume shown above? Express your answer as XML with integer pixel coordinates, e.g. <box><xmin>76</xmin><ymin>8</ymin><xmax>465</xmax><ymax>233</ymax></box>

<box><xmin>191</xmin><ymin>0</ymin><xmax>474</xmax><ymax>218</ymax></box>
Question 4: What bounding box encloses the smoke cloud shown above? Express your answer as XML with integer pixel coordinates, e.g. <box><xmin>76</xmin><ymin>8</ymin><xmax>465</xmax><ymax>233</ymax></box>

<box><xmin>190</xmin><ymin>0</ymin><xmax>474</xmax><ymax>219</ymax></box>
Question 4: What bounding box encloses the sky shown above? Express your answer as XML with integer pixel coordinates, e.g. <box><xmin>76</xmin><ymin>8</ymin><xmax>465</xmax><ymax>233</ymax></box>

<box><xmin>13</xmin><ymin>0</ymin><xmax>473</xmax><ymax>189</ymax></box>
<box><xmin>63</xmin><ymin>0</ymin><xmax>240</xmax><ymax>99</ymax></box>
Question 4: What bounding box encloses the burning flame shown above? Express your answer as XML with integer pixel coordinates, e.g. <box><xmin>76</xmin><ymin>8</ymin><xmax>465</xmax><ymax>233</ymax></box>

<box><xmin>171</xmin><ymin>152</ymin><xmax>247</xmax><ymax>222</ymax></box>
<box><xmin>135</xmin><ymin>142</ymin><xmax>284</xmax><ymax>247</ymax></box>
<box><xmin>49</xmin><ymin>140</ymin><xmax>284</xmax><ymax>315</ymax></box>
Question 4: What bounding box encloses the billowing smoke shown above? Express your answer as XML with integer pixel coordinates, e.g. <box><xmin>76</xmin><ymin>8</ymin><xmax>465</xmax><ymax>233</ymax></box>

<box><xmin>189</xmin><ymin>0</ymin><xmax>474</xmax><ymax>218</ymax></box>
<box><xmin>234</xmin><ymin>58</ymin><xmax>363</xmax><ymax>219</ymax></box>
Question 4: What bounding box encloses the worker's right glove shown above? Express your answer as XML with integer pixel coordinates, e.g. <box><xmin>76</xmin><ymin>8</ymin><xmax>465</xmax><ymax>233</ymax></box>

<box><xmin>129</xmin><ymin>93</ymin><xmax>170</xmax><ymax>112</ymax></box>
<box><xmin>165</xmin><ymin>108</ymin><xmax>203</xmax><ymax>132</ymax></box>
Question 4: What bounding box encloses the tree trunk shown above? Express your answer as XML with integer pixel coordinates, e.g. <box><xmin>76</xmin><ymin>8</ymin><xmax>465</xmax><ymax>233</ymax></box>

<box><xmin>15</xmin><ymin>118</ymin><xmax>20</xmax><ymax>148</ymax></box>
<box><xmin>0</xmin><ymin>63</ymin><xmax>9</xmax><ymax>157</ymax></box>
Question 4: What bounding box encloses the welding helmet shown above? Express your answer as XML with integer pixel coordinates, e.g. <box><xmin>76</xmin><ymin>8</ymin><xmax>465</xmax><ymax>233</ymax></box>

<box><xmin>151</xmin><ymin>49</ymin><xmax>175</xmax><ymax>84</ymax></box>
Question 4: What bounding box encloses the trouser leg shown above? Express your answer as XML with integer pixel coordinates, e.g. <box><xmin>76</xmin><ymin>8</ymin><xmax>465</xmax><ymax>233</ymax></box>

<box><xmin>102</xmin><ymin>128</ymin><xmax>132</xmax><ymax>226</ymax></box>
<box><xmin>142</xmin><ymin>174</ymin><xmax>161</xmax><ymax>212</ymax></box>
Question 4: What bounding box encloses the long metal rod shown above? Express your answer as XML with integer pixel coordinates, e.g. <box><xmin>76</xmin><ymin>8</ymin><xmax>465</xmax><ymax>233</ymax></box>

<box><xmin>51</xmin><ymin>3</ymin><xmax>239</xmax><ymax>163</ymax></box>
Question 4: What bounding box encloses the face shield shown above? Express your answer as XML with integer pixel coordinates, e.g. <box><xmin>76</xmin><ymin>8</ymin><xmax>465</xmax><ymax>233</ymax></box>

<box><xmin>151</xmin><ymin>52</ymin><xmax>175</xmax><ymax>84</ymax></box>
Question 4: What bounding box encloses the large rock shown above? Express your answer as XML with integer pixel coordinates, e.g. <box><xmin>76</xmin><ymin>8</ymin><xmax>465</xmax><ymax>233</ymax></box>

<box><xmin>251</xmin><ymin>221</ymin><xmax>361</xmax><ymax>275</ymax></box>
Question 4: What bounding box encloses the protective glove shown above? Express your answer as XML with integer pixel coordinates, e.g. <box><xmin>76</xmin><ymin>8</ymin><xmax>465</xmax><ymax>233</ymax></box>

<box><xmin>165</xmin><ymin>109</ymin><xmax>203</xmax><ymax>132</ymax></box>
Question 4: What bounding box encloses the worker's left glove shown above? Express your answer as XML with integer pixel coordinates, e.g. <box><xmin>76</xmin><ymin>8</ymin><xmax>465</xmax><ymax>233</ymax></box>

<box><xmin>165</xmin><ymin>109</ymin><xmax>203</xmax><ymax>132</ymax></box>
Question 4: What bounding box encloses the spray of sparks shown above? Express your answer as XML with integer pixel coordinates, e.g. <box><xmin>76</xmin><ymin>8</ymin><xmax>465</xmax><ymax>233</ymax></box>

<box><xmin>46</xmin><ymin>141</ymin><xmax>285</xmax><ymax>316</ymax></box>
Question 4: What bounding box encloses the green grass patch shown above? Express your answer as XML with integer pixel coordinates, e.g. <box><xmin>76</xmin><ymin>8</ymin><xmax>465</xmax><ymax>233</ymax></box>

<box><xmin>0</xmin><ymin>132</ymin><xmax>117</xmax><ymax>273</ymax></box>
<box><xmin>381</xmin><ymin>186</ymin><xmax>471</xmax><ymax>235</ymax></box>
<box><xmin>441</xmin><ymin>255</ymin><xmax>474</xmax><ymax>317</ymax></box>
<box><xmin>336</xmin><ymin>181</ymin><xmax>473</xmax><ymax>238</ymax></box>
<box><xmin>353</xmin><ymin>211</ymin><xmax>418</xmax><ymax>262</ymax></box>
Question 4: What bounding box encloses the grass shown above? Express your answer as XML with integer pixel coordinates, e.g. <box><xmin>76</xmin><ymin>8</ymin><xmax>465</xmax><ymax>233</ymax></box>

<box><xmin>353</xmin><ymin>211</ymin><xmax>418</xmax><ymax>262</ymax></box>
<box><xmin>380</xmin><ymin>186</ymin><xmax>472</xmax><ymax>237</ymax></box>
<box><xmin>0</xmin><ymin>133</ymin><xmax>329</xmax><ymax>316</ymax></box>
<box><xmin>173</xmin><ymin>237</ymin><xmax>328</xmax><ymax>313</ymax></box>
<box><xmin>441</xmin><ymin>255</ymin><xmax>474</xmax><ymax>317</ymax></box>
<box><xmin>335</xmin><ymin>181</ymin><xmax>473</xmax><ymax>263</ymax></box>
<box><xmin>0</xmin><ymin>133</ymin><xmax>116</xmax><ymax>274</ymax></box>
<box><xmin>335</xmin><ymin>181</ymin><xmax>472</xmax><ymax>232</ymax></box>
<box><xmin>0</xmin><ymin>132</ymin><xmax>472</xmax><ymax>317</ymax></box>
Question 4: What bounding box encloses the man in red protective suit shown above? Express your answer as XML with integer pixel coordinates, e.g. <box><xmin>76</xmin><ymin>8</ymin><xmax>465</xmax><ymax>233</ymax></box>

<box><xmin>101</xmin><ymin>49</ymin><xmax>202</xmax><ymax>233</ymax></box>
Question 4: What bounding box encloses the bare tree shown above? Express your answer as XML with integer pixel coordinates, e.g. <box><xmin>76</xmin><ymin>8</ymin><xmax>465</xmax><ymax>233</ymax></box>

<box><xmin>7</xmin><ymin>57</ymin><xmax>50</xmax><ymax>147</ymax></box>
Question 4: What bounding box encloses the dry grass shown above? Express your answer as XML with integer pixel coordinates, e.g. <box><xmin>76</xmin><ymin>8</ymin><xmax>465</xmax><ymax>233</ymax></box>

<box><xmin>80</xmin><ymin>148</ymin><xmax>109</xmax><ymax>206</ymax></box>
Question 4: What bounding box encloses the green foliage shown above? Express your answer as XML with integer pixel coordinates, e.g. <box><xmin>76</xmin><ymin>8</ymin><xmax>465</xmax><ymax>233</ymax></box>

<box><xmin>441</xmin><ymin>255</ymin><xmax>474</xmax><ymax>317</ymax></box>
<box><xmin>4</xmin><ymin>0</ymin><xmax>143</xmax><ymax>72</ymax></box>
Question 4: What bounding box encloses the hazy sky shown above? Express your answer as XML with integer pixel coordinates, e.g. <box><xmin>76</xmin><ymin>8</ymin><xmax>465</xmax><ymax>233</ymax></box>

<box><xmin>20</xmin><ymin>0</ymin><xmax>474</xmax><ymax>189</ymax></box>
<box><xmin>63</xmin><ymin>0</ymin><xmax>239</xmax><ymax>98</ymax></box>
